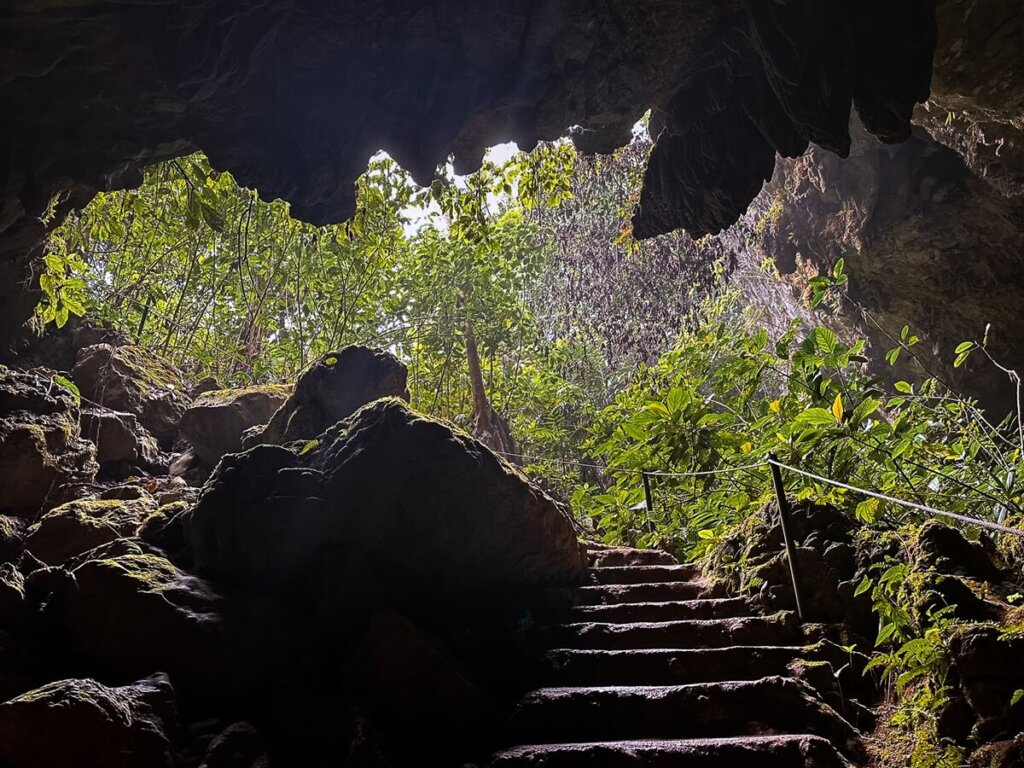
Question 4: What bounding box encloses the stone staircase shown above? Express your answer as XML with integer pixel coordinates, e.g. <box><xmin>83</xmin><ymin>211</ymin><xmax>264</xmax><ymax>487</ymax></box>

<box><xmin>488</xmin><ymin>544</ymin><xmax>864</xmax><ymax>767</ymax></box>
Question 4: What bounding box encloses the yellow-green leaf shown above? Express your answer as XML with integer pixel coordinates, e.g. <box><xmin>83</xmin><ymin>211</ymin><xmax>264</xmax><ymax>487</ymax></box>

<box><xmin>769</xmin><ymin>399</ymin><xmax>780</xmax><ymax>413</ymax></box>
<box><xmin>832</xmin><ymin>393</ymin><xmax>843</xmax><ymax>421</ymax></box>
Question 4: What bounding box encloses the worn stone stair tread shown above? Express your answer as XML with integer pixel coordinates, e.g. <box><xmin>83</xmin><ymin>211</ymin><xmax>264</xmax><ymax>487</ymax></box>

<box><xmin>542</xmin><ymin>645</ymin><xmax>804</xmax><ymax>685</ymax></box>
<box><xmin>490</xmin><ymin>735</ymin><xmax>852</xmax><ymax>768</ymax></box>
<box><xmin>542</xmin><ymin>614</ymin><xmax>799</xmax><ymax>650</ymax></box>
<box><xmin>587</xmin><ymin>547</ymin><xmax>679</xmax><ymax>568</ymax></box>
<box><xmin>509</xmin><ymin>677</ymin><xmax>863</xmax><ymax>759</ymax></box>
<box><xmin>573</xmin><ymin>581</ymin><xmax>709</xmax><ymax>605</ymax></box>
<box><xmin>589</xmin><ymin>565</ymin><xmax>699</xmax><ymax>585</ymax></box>
<box><xmin>569</xmin><ymin>597</ymin><xmax>749</xmax><ymax>623</ymax></box>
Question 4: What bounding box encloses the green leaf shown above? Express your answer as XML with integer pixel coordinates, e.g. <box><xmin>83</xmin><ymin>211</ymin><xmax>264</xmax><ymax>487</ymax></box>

<box><xmin>323</xmin><ymin>356</ymin><xmax>338</xmax><ymax>366</ymax></box>
<box><xmin>796</xmin><ymin>408</ymin><xmax>838</xmax><ymax>427</ymax></box>
<box><xmin>851</xmin><ymin>397</ymin><xmax>880</xmax><ymax>427</ymax></box>
<box><xmin>52</xmin><ymin>375</ymin><xmax>81</xmax><ymax>406</ymax></box>
<box><xmin>876</xmin><ymin>622</ymin><xmax>897</xmax><ymax>646</ymax></box>
<box><xmin>854</xmin><ymin>575</ymin><xmax>873</xmax><ymax>596</ymax></box>
<box><xmin>813</xmin><ymin>327</ymin><xmax>838</xmax><ymax>355</ymax></box>
<box><xmin>954</xmin><ymin>341</ymin><xmax>973</xmax><ymax>354</ymax></box>
<box><xmin>299</xmin><ymin>439</ymin><xmax>320</xmax><ymax>456</ymax></box>
<box><xmin>894</xmin><ymin>381</ymin><xmax>912</xmax><ymax>394</ymax></box>
<box><xmin>1012</xmin><ymin>689</ymin><xmax>1024</xmax><ymax>707</ymax></box>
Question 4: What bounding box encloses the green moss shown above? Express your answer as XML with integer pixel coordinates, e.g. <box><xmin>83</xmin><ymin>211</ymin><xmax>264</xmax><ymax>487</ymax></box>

<box><xmin>196</xmin><ymin>383</ymin><xmax>292</xmax><ymax>406</ymax></box>
<box><xmin>98</xmin><ymin>552</ymin><xmax>181</xmax><ymax>589</ymax></box>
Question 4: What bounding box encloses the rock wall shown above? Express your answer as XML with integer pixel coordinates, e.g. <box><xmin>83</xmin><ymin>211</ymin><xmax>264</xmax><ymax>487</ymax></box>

<box><xmin>737</xmin><ymin>120</ymin><xmax>1024</xmax><ymax>411</ymax></box>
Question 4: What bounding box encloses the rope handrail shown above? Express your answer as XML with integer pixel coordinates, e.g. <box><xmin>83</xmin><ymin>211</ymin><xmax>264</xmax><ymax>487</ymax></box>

<box><xmin>765</xmin><ymin>457</ymin><xmax>1024</xmax><ymax>539</ymax></box>
<box><xmin>493</xmin><ymin>448</ymin><xmax>1024</xmax><ymax>539</ymax></box>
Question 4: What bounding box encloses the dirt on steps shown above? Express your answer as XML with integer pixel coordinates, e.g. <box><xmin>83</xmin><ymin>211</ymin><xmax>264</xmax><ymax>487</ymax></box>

<box><xmin>488</xmin><ymin>544</ymin><xmax>865</xmax><ymax>768</ymax></box>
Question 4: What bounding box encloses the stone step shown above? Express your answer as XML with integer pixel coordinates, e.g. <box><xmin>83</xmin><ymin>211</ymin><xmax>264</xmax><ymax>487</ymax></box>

<box><xmin>508</xmin><ymin>677</ymin><xmax>863</xmax><ymax>760</ymax></box>
<box><xmin>589</xmin><ymin>565</ymin><xmax>699</xmax><ymax>585</ymax></box>
<box><xmin>569</xmin><ymin>598</ymin><xmax>749</xmax><ymax>623</ymax></box>
<box><xmin>572</xmin><ymin>582</ymin><xmax>709</xmax><ymax>605</ymax></box>
<box><xmin>540</xmin><ymin>614</ymin><xmax>799</xmax><ymax>651</ymax></box>
<box><xmin>490</xmin><ymin>735</ymin><xmax>853</xmax><ymax>768</ymax></box>
<box><xmin>587</xmin><ymin>547</ymin><xmax>678</xmax><ymax>568</ymax></box>
<box><xmin>542</xmin><ymin>646</ymin><xmax>802</xmax><ymax>686</ymax></box>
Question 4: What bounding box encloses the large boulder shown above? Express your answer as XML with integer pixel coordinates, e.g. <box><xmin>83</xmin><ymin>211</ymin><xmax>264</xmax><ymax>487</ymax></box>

<box><xmin>80</xmin><ymin>406</ymin><xmax>162</xmax><ymax>471</ymax></box>
<box><xmin>0</xmin><ymin>674</ymin><xmax>178</xmax><ymax>768</ymax></box>
<box><xmin>24</xmin><ymin>496</ymin><xmax>157</xmax><ymax>566</ymax></box>
<box><xmin>72</xmin><ymin>343</ymin><xmax>188</xmax><ymax>448</ymax></box>
<box><xmin>47</xmin><ymin>551</ymin><xmax>318</xmax><ymax>705</ymax></box>
<box><xmin>179</xmin><ymin>384</ymin><xmax>291</xmax><ymax>466</ymax></box>
<box><xmin>188</xmin><ymin>398</ymin><xmax>586</xmax><ymax>611</ymax></box>
<box><xmin>50</xmin><ymin>552</ymin><xmax>231</xmax><ymax>696</ymax></box>
<box><xmin>243</xmin><ymin>346</ymin><xmax>409</xmax><ymax>448</ymax></box>
<box><xmin>0</xmin><ymin>366</ymin><xmax>97</xmax><ymax>514</ymax></box>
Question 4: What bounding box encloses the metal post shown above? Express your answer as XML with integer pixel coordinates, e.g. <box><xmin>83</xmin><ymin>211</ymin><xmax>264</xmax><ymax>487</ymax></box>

<box><xmin>767</xmin><ymin>453</ymin><xmax>806</xmax><ymax>622</ymax></box>
<box><xmin>642</xmin><ymin>470</ymin><xmax>655</xmax><ymax>534</ymax></box>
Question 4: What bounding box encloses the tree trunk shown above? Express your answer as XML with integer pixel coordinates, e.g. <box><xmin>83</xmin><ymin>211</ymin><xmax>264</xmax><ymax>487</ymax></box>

<box><xmin>463</xmin><ymin>316</ymin><xmax>520</xmax><ymax>463</ymax></box>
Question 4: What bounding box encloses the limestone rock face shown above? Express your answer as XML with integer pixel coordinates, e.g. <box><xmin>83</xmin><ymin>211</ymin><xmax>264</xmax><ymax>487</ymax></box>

<box><xmin>72</xmin><ymin>344</ymin><xmax>188</xmax><ymax>448</ymax></box>
<box><xmin>24</xmin><ymin>497</ymin><xmax>157</xmax><ymax>566</ymax></box>
<box><xmin>747</xmin><ymin>119</ymin><xmax>1024</xmax><ymax>412</ymax></box>
<box><xmin>80</xmin><ymin>406</ymin><xmax>162</xmax><ymax>470</ymax></box>
<box><xmin>0</xmin><ymin>674</ymin><xmax>179</xmax><ymax>768</ymax></box>
<box><xmin>178</xmin><ymin>384</ymin><xmax>291</xmax><ymax>465</ymax></box>
<box><xmin>0</xmin><ymin>366</ymin><xmax>97</xmax><ymax>514</ymax></box>
<box><xmin>189</xmin><ymin>398</ymin><xmax>586</xmax><ymax>609</ymax></box>
<box><xmin>916</xmin><ymin>0</ymin><xmax>1024</xmax><ymax>197</ymax></box>
<box><xmin>244</xmin><ymin>347</ymin><xmax>409</xmax><ymax>448</ymax></box>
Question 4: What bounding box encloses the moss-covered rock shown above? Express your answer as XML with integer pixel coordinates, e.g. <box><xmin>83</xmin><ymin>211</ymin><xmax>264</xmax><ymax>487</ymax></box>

<box><xmin>0</xmin><ymin>674</ymin><xmax>179</xmax><ymax>768</ymax></box>
<box><xmin>0</xmin><ymin>515</ymin><xmax>27</xmax><ymax>564</ymax></box>
<box><xmin>72</xmin><ymin>343</ymin><xmax>188</xmax><ymax>448</ymax></box>
<box><xmin>178</xmin><ymin>383</ymin><xmax>291</xmax><ymax>465</ymax></box>
<box><xmin>0</xmin><ymin>366</ymin><xmax>97</xmax><ymax>514</ymax></box>
<box><xmin>243</xmin><ymin>346</ymin><xmax>409</xmax><ymax>448</ymax></box>
<box><xmin>188</xmin><ymin>398</ymin><xmax>586</xmax><ymax>619</ymax></box>
<box><xmin>24</xmin><ymin>496</ymin><xmax>156</xmax><ymax>566</ymax></box>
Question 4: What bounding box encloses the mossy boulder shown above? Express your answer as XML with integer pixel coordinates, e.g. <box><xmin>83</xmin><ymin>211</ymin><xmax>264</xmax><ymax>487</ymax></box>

<box><xmin>178</xmin><ymin>383</ymin><xmax>291</xmax><ymax>465</ymax></box>
<box><xmin>72</xmin><ymin>343</ymin><xmax>188</xmax><ymax>448</ymax></box>
<box><xmin>24</xmin><ymin>496</ymin><xmax>156</xmax><ymax>566</ymax></box>
<box><xmin>243</xmin><ymin>346</ymin><xmax>409</xmax><ymax>448</ymax></box>
<box><xmin>188</xmin><ymin>398</ymin><xmax>586</xmax><ymax>617</ymax></box>
<box><xmin>48</xmin><ymin>551</ymin><xmax>317</xmax><ymax>706</ymax></box>
<box><xmin>0</xmin><ymin>366</ymin><xmax>97</xmax><ymax>514</ymax></box>
<box><xmin>50</xmin><ymin>552</ymin><xmax>231</xmax><ymax>697</ymax></box>
<box><xmin>0</xmin><ymin>674</ymin><xmax>179</xmax><ymax>768</ymax></box>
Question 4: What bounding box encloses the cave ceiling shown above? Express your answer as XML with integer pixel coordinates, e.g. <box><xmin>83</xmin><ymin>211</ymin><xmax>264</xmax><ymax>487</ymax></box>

<box><xmin>1</xmin><ymin>0</ymin><xmax>939</xmax><ymax>347</ymax></box>
<box><xmin>2</xmin><ymin>0</ymin><xmax>939</xmax><ymax>232</ymax></box>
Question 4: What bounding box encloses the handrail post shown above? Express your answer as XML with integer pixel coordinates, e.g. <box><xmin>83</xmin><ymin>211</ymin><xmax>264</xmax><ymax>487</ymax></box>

<box><xmin>642</xmin><ymin>470</ymin><xmax>655</xmax><ymax>534</ymax></box>
<box><xmin>767</xmin><ymin>453</ymin><xmax>806</xmax><ymax>622</ymax></box>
